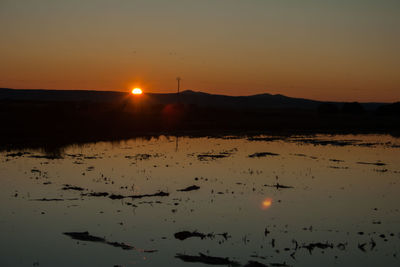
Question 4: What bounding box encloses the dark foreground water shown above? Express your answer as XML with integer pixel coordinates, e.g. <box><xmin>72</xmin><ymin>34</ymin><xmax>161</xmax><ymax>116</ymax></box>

<box><xmin>1</xmin><ymin>134</ymin><xmax>399</xmax><ymax>267</ymax></box>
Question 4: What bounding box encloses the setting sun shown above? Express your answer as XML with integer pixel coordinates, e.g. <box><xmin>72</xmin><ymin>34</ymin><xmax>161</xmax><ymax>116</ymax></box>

<box><xmin>132</xmin><ymin>88</ymin><xmax>143</xmax><ymax>95</ymax></box>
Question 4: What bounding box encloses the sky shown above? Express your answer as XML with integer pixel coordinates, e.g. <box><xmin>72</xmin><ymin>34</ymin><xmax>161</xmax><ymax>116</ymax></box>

<box><xmin>0</xmin><ymin>0</ymin><xmax>399</xmax><ymax>102</ymax></box>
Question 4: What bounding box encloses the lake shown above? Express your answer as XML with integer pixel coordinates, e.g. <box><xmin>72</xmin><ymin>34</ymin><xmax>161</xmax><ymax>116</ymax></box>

<box><xmin>1</xmin><ymin>134</ymin><xmax>399</xmax><ymax>266</ymax></box>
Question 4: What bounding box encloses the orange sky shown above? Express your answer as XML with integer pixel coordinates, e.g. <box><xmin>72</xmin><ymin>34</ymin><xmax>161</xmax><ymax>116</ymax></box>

<box><xmin>0</xmin><ymin>0</ymin><xmax>399</xmax><ymax>102</ymax></box>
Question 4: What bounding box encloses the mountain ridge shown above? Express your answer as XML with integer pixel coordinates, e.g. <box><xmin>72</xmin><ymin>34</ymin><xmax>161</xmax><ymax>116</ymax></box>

<box><xmin>0</xmin><ymin>87</ymin><xmax>387</xmax><ymax>110</ymax></box>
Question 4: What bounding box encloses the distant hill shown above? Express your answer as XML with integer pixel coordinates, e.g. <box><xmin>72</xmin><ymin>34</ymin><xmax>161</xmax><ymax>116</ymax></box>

<box><xmin>146</xmin><ymin>90</ymin><xmax>323</xmax><ymax>109</ymax></box>
<box><xmin>0</xmin><ymin>88</ymin><xmax>386</xmax><ymax>110</ymax></box>
<box><xmin>0</xmin><ymin>88</ymin><xmax>125</xmax><ymax>102</ymax></box>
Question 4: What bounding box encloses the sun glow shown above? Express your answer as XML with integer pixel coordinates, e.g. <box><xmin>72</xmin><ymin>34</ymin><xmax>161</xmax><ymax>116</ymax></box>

<box><xmin>132</xmin><ymin>88</ymin><xmax>143</xmax><ymax>95</ymax></box>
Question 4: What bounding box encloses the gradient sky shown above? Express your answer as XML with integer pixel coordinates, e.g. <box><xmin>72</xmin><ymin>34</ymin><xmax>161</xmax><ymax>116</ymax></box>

<box><xmin>1</xmin><ymin>0</ymin><xmax>399</xmax><ymax>102</ymax></box>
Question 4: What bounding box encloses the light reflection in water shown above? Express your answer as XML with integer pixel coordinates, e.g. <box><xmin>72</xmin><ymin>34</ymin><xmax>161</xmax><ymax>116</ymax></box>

<box><xmin>262</xmin><ymin>198</ymin><xmax>272</xmax><ymax>210</ymax></box>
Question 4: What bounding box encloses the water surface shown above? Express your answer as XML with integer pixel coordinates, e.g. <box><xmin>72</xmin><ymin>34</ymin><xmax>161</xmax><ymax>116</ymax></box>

<box><xmin>1</xmin><ymin>134</ymin><xmax>399</xmax><ymax>266</ymax></box>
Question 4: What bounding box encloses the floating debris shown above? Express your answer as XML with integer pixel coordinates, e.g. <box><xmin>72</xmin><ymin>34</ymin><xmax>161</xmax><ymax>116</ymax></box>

<box><xmin>328</xmin><ymin>166</ymin><xmax>349</xmax><ymax>169</ymax></box>
<box><xmin>62</xmin><ymin>184</ymin><xmax>85</xmax><ymax>191</ymax></box>
<box><xmin>125</xmin><ymin>153</ymin><xmax>163</xmax><ymax>161</ymax></box>
<box><xmin>264</xmin><ymin>183</ymin><xmax>294</xmax><ymax>189</ymax></box>
<box><xmin>130</xmin><ymin>191</ymin><xmax>169</xmax><ymax>199</ymax></box>
<box><xmin>247</xmin><ymin>137</ymin><xmax>284</xmax><ymax>142</ymax></box>
<box><xmin>197</xmin><ymin>154</ymin><xmax>229</xmax><ymax>161</ymax></box>
<box><xmin>329</xmin><ymin>159</ymin><xmax>344</xmax><ymax>162</ymax></box>
<box><xmin>174</xmin><ymin>231</ymin><xmax>210</xmax><ymax>240</ymax></box>
<box><xmin>82</xmin><ymin>192</ymin><xmax>109</xmax><ymax>197</ymax></box>
<box><xmin>126</xmin><ymin>154</ymin><xmax>151</xmax><ymax>160</ymax></box>
<box><xmin>31</xmin><ymin>198</ymin><xmax>79</xmax><ymax>201</ymax></box>
<box><xmin>291</xmin><ymin>139</ymin><xmax>358</xmax><ymax>147</ymax></box>
<box><xmin>109</xmin><ymin>194</ymin><xmax>126</xmax><ymax>200</ymax></box>
<box><xmin>106</xmin><ymin>241</ymin><xmax>135</xmax><ymax>250</ymax></box>
<box><xmin>65</xmin><ymin>153</ymin><xmax>84</xmax><ymax>158</ymax></box>
<box><xmin>64</xmin><ymin>231</ymin><xmax>105</xmax><ymax>242</ymax></box>
<box><xmin>29</xmin><ymin>154</ymin><xmax>62</xmax><ymax>160</ymax></box>
<box><xmin>177</xmin><ymin>185</ymin><xmax>200</xmax><ymax>192</ymax></box>
<box><xmin>302</xmin><ymin>242</ymin><xmax>333</xmax><ymax>254</ymax></box>
<box><xmin>264</xmin><ymin>227</ymin><xmax>270</xmax><ymax>237</ymax></box>
<box><xmin>174</xmin><ymin>231</ymin><xmax>229</xmax><ymax>241</ymax></box>
<box><xmin>175</xmin><ymin>253</ymin><xmax>240</xmax><ymax>266</ymax></box>
<box><xmin>356</xmin><ymin>162</ymin><xmax>386</xmax><ymax>166</ymax></box>
<box><xmin>63</xmin><ymin>231</ymin><xmax>157</xmax><ymax>252</ymax></box>
<box><xmin>84</xmin><ymin>156</ymin><xmax>102</xmax><ymax>159</ymax></box>
<box><xmin>358</xmin><ymin>243</ymin><xmax>367</xmax><ymax>252</ymax></box>
<box><xmin>196</xmin><ymin>149</ymin><xmax>237</xmax><ymax>161</ymax></box>
<box><xmin>6</xmin><ymin>152</ymin><xmax>30</xmax><ymax>157</ymax></box>
<box><xmin>370</xmin><ymin>238</ymin><xmax>376</xmax><ymax>250</ymax></box>
<box><xmin>109</xmin><ymin>191</ymin><xmax>169</xmax><ymax>200</ymax></box>
<box><xmin>249</xmin><ymin>152</ymin><xmax>279</xmax><ymax>158</ymax></box>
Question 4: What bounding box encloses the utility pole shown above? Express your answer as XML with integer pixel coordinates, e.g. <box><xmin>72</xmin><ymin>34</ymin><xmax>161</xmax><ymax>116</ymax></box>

<box><xmin>176</xmin><ymin>77</ymin><xmax>181</xmax><ymax>104</ymax></box>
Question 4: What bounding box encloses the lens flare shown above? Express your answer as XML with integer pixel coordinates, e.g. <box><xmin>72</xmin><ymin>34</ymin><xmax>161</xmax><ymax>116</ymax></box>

<box><xmin>262</xmin><ymin>198</ymin><xmax>272</xmax><ymax>210</ymax></box>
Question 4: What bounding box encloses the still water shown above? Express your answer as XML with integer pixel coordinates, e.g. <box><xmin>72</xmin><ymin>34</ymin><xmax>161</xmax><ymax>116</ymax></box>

<box><xmin>1</xmin><ymin>134</ymin><xmax>399</xmax><ymax>266</ymax></box>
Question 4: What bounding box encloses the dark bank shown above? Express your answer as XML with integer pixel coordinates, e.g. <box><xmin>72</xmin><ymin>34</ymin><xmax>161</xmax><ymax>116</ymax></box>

<box><xmin>1</xmin><ymin>88</ymin><xmax>399</xmax><ymax>151</ymax></box>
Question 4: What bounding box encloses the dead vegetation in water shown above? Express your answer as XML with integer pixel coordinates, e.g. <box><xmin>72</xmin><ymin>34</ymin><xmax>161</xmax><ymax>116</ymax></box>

<box><xmin>174</xmin><ymin>231</ymin><xmax>211</xmax><ymax>240</ymax></box>
<box><xmin>109</xmin><ymin>191</ymin><xmax>169</xmax><ymax>200</ymax></box>
<box><xmin>329</xmin><ymin>159</ymin><xmax>344</xmax><ymax>163</ymax></box>
<box><xmin>195</xmin><ymin>148</ymin><xmax>237</xmax><ymax>161</ymax></box>
<box><xmin>62</xmin><ymin>184</ymin><xmax>85</xmax><ymax>191</ymax></box>
<box><xmin>28</xmin><ymin>154</ymin><xmax>63</xmax><ymax>160</ymax></box>
<box><xmin>6</xmin><ymin>152</ymin><xmax>31</xmax><ymax>157</ymax></box>
<box><xmin>197</xmin><ymin>154</ymin><xmax>228</xmax><ymax>160</ymax></box>
<box><xmin>356</xmin><ymin>161</ymin><xmax>386</xmax><ymax>166</ymax></box>
<box><xmin>264</xmin><ymin>183</ymin><xmax>294</xmax><ymax>189</ymax></box>
<box><xmin>177</xmin><ymin>185</ymin><xmax>200</xmax><ymax>192</ymax></box>
<box><xmin>57</xmin><ymin>183</ymin><xmax>170</xmax><ymax>201</ymax></box>
<box><xmin>81</xmin><ymin>192</ymin><xmax>109</xmax><ymax>197</ymax></box>
<box><xmin>125</xmin><ymin>153</ymin><xmax>164</xmax><ymax>161</ymax></box>
<box><xmin>31</xmin><ymin>198</ymin><xmax>79</xmax><ymax>201</ymax></box>
<box><xmin>247</xmin><ymin>137</ymin><xmax>286</xmax><ymax>142</ymax></box>
<box><xmin>328</xmin><ymin>166</ymin><xmax>349</xmax><ymax>169</ymax></box>
<box><xmin>175</xmin><ymin>253</ymin><xmax>240</xmax><ymax>266</ymax></box>
<box><xmin>64</xmin><ymin>231</ymin><xmax>106</xmax><ymax>242</ymax></box>
<box><xmin>63</xmin><ymin>231</ymin><xmax>157</xmax><ymax>253</ymax></box>
<box><xmin>301</xmin><ymin>242</ymin><xmax>334</xmax><ymax>254</ymax></box>
<box><xmin>174</xmin><ymin>231</ymin><xmax>230</xmax><ymax>241</ymax></box>
<box><xmin>292</xmin><ymin>138</ymin><xmax>358</xmax><ymax>147</ymax></box>
<box><xmin>248</xmin><ymin>152</ymin><xmax>279</xmax><ymax>158</ymax></box>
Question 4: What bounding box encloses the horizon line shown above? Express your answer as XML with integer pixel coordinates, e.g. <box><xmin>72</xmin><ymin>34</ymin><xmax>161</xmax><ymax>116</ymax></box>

<box><xmin>0</xmin><ymin>87</ymin><xmax>394</xmax><ymax>104</ymax></box>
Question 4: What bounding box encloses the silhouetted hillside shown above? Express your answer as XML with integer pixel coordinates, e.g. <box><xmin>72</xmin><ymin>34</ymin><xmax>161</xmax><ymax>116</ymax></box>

<box><xmin>377</xmin><ymin>102</ymin><xmax>400</xmax><ymax>115</ymax></box>
<box><xmin>145</xmin><ymin>90</ymin><xmax>323</xmax><ymax>109</ymax></box>
<box><xmin>0</xmin><ymin>88</ymin><xmax>386</xmax><ymax>110</ymax></box>
<box><xmin>0</xmin><ymin>88</ymin><xmax>125</xmax><ymax>102</ymax></box>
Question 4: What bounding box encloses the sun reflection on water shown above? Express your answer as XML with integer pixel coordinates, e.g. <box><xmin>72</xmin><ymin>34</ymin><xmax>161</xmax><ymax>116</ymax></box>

<box><xmin>262</xmin><ymin>198</ymin><xmax>272</xmax><ymax>210</ymax></box>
